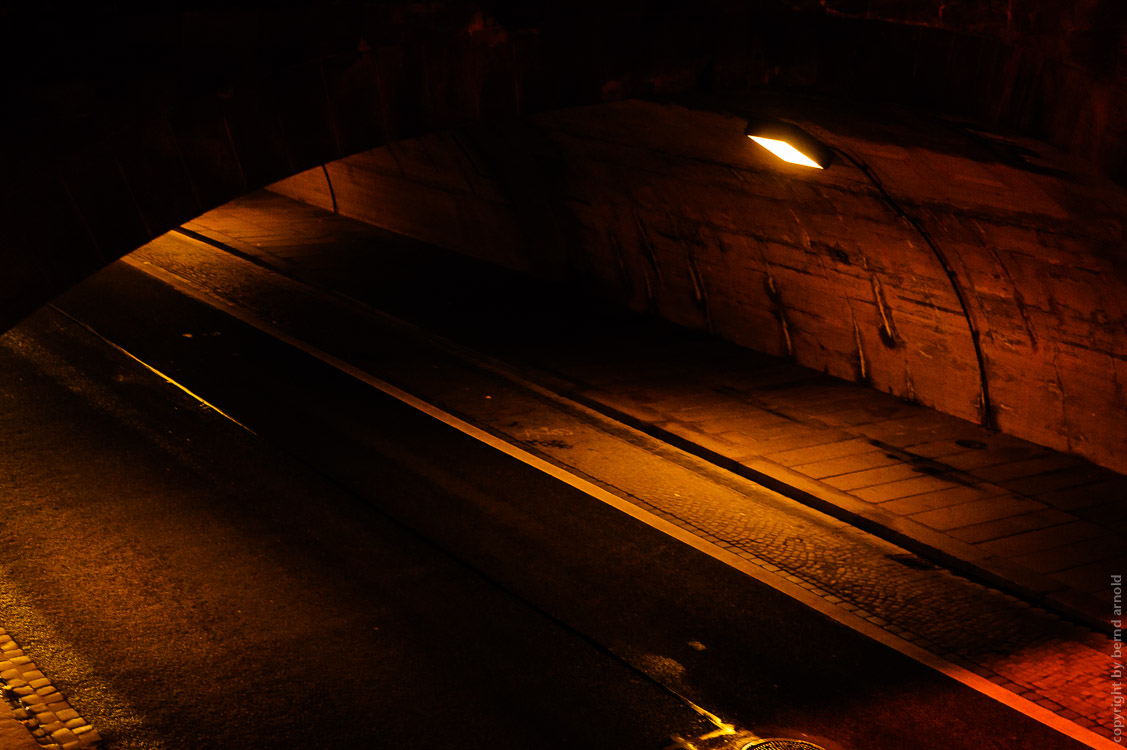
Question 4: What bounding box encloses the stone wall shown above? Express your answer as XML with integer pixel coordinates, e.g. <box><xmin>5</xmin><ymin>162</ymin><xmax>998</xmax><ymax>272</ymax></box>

<box><xmin>4</xmin><ymin>1</ymin><xmax>1127</xmax><ymax>334</ymax></box>
<box><xmin>271</xmin><ymin>99</ymin><xmax>1127</xmax><ymax>473</ymax></box>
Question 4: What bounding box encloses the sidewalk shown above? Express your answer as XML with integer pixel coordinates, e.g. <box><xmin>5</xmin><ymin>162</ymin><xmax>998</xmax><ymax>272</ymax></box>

<box><xmin>521</xmin><ymin>333</ymin><xmax>1125</xmax><ymax>633</ymax></box>
<box><xmin>184</xmin><ymin>190</ymin><xmax>1125</xmax><ymax>634</ymax></box>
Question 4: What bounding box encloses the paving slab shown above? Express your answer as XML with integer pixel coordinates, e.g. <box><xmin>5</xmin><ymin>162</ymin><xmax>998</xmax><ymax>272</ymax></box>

<box><xmin>766</xmin><ymin>437</ymin><xmax>876</xmax><ymax>466</ymax></box>
<box><xmin>794</xmin><ymin>450</ymin><xmax>903</xmax><ymax>478</ymax></box>
<box><xmin>949</xmin><ymin>509</ymin><xmax>1078</xmax><ymax>545</ymax></box>
<box><xmin>911</xmin><ymin>496</ymin><xmax>1052</xmax><ymax>531</ymax></box>
<box><xmin>823</xmin><ymin>463</ymin><xmax>926</xmax><ymax>491</ymax></box>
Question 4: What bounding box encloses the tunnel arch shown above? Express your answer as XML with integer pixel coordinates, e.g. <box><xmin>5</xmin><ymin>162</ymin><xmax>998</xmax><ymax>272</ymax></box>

<box><xmin>4</xmin><ymin>1</ymin><xmax>1127</xmax><ymax>470</ymax></box>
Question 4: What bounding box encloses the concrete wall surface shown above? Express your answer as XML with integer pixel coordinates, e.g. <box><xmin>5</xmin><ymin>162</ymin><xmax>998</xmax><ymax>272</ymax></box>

<box><xmin>3</xmin><ymin>2</ymin><xmax>1127</xmax><ymax>470</ymax></box>
<box><xmin>5</xmin><ymin>0</ymin><xmax>1127</xmax><ymax>334</ymax></box>
<box><xmin>271</xmin><ymin>98</ymin><xmax>1127</xmax><ymax>473</ymax></box>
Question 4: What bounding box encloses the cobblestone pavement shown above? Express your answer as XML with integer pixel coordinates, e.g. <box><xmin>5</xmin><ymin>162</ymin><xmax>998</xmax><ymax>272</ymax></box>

<box><xmin>0</xmin><ymin>628</ymin><xmax>102</xmax><ymax>749</ymax></box>
<box><xmin>118</xmin><ymin>208</ymin><xmax>1123</xmax><ymax>743</ymax></box>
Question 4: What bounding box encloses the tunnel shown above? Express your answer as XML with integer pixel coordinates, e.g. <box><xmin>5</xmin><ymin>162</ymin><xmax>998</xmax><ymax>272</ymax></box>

<box><xmin>4</xmin><ymin>1</ymin><xmax>1127</xmax><ymax>471</ymax></box>
<box><xmin>1</xmin><ymin>4</ymin><xmax>1126</xmax><ymax>747</ymax></box>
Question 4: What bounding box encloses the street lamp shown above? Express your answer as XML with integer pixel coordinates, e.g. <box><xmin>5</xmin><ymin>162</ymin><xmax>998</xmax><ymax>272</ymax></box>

<box><xmin>745</xmin><ymin>120</ymin><xmax>834</xmax><ymax>170</ymax></box>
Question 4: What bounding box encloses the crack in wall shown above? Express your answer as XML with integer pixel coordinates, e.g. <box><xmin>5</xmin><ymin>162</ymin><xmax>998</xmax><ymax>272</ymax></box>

<box><xmin>765</xmin><ymin>272</ymin><xmax>793</xmax><ymax>357</ymax></box>
<box><xmin>981</xmin><ymin>235</ymin><xmax>1038</xmax><ymax>350</ymax></box>
<box><xmin>666</xmin><ymin>210</ymin><xmax>714</xmax><ymax>332</ymax></box>
<box><xmin>851</xmin><ymin>307</ymin><xmax>868</xmax><ymax>381</ymax></box>
<box><xmin>609</xmin><ymin>231</ymin><xmax>632</xmax><ymax>296</ymax></box>
<box><xmin>321</xmin><ymin>164</ymin><xmax>338</xmax><ymax>214</ymax></box>
<box><xmin>1048</xmin><ymin>341</ymin><xmax>1075</xmax><ymax>453</ymax></box>
<box><xmin>821</xmin><ymin>140</ymin><xmax>995</xmax><ymax>429</ymax></box>
<box><xmin>684</xmin><ymin>248</ymin><xmax>713</xmax><ymax>332</ymax></box>
<box><xmin>631</xmin><ymin>209</ymin><xmax>665</xmax><ymax>285</ymax></box>
<box><xmin>869</xmin><ymin>273</ymin><xmax>899</xmax><ymax>348</ymax></box>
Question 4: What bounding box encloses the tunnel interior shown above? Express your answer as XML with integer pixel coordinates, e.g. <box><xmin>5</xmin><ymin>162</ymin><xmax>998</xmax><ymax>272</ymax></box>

<box><xmin>263</xmin><ymin>94</ymin><xmax>1127</xmax><ymax>475</ymax></box>
<box><xmin>5</xmin><ymin>1</ymin><xmax>1127</xmax><ymax>468</ymax></box>
<box><xmin>1</xmin><ymin>5</ymin><xmax>1125</xmax><ymax>745</ymax></box>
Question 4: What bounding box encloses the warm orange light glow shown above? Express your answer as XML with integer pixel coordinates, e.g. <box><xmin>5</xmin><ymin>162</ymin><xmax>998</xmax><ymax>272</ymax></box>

<box><xmin>748</xmin><ymin>136</ymin><xmax>824</xmax><ymax>169</ymax></box>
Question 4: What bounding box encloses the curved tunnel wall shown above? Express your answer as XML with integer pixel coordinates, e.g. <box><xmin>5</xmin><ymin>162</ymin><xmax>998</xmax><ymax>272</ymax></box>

<box><xmin>2</xmin><ymin>1</ymin><xmax>1126</xmax><ymax>470</ymax></box>
<box><xmin>5</xmin><ymin>0</ymin><xmax>1127</xmax><ymax>332</ymax></box>
<box><xmin>271</xmin><ymin>99</ymin><xmax>1127</xmax><ymax>474</ymax></box>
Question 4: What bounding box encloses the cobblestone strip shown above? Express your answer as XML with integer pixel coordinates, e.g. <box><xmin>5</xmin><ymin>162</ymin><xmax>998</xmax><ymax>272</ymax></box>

<box><xmin>0</xmin><ymin>630</ymin><xmax>102</xmax><ymax>749</ymax></box>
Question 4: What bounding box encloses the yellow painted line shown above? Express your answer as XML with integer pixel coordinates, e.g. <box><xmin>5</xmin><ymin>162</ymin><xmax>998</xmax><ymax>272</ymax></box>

<box><xmin>122</xmin><ymin>254</ymin><xmax>1117</xmax><ymax>750</ymax></box>
<box><xmin>48</xmin><ymin>304</ymin><xmax>257</xmax><ymax>436</ymax></box>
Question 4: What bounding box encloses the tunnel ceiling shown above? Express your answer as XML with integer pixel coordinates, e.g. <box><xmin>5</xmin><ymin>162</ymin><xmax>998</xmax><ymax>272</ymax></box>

<box><xmin>3</xmin><ymin>1</ymin><xmax>1126</xmax><ymax>469</ymax></box>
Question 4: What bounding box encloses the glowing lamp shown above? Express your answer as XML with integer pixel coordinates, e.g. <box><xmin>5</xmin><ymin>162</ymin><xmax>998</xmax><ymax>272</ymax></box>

<box><xmin>745</xmin><ymin>121</ymin><xmax>833</xmax><ymax>170</ymax></box>
<box><xmin>748</xmin><ymin>137</ymin><xmax>822</xmax><ymax>168</ymax></box>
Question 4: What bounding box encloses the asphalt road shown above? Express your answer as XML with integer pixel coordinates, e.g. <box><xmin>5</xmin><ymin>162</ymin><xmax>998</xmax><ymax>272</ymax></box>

<box><xmin>0</xmin><ymin>259</ymin><xmax>1096</xmax><ymax>749</ymax></box>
